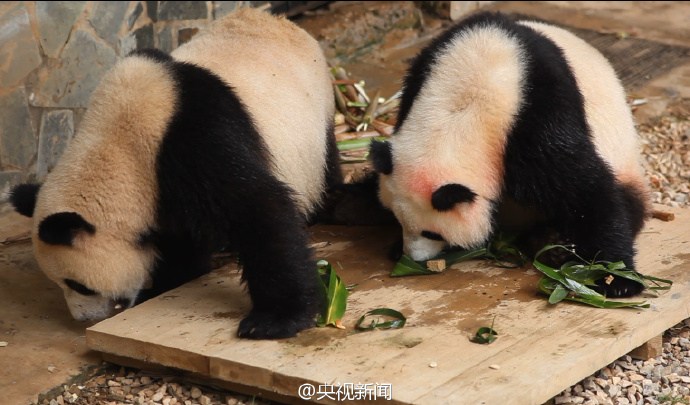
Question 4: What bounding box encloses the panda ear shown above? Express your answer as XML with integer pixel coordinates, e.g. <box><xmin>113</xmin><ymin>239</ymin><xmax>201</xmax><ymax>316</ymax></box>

<box><xmin>369</xmin><ymin>140</ymin><xmax>393</xmax><ymax>175</ymax></box>
<box><xmin>9</xmin><ymin>183</ymin><xmax>41</xmax><ymax>217</ymax></box>
<box><xmin>431</xmin><ymin>184</ymin><xmax>477</xmax><ymax>211</ymax></box>
<box><xmin>38</xmin><ymin>212</ymin><xmax>96</xmax><ymax>246</ymax></box>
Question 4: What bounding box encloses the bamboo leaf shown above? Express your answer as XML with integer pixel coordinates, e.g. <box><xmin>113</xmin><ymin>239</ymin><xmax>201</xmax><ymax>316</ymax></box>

<box><xmin>391</xmin><ymin>255</ymin><xmax>436</xmax><ymax>277</ymax></box>
<box><xmin>442</xmin><ymin>247</ymin><xmax>488</xmax><ymax>266</ymax></box>
<box><xmin>316</xmin><ymin>260</ymin><xmax>349</xmax><ymax>328</ymax></box>
<box><xmin>355</xmin><ymin>308</ymin><xmax>406</xmax><ymax>331</ymax></box>
<box><xmin>391</xmin><ymin>244</ymin><xmax>492</xmax><ymax>277</ymax></box>
<box><xmin>639</xmin><ymin>274</ymin><xmax>674</xmax><ymax>290</ymax></box>
<box><xmin>533</xmin><ymin>245</ymin><xmax>665</xmax><ymax>309</ymax></box>
<box><xmin>548</xmin><ymin>284</ymin><xmax>569</xmax><ymax>304</ymax></box>
<box><xmin>471</xmin><ymin>327</ymin><xmax>498</xmax><ymax>344</ymax></box>
<box><xmin>471</xmin><ymin>317</ymin><xmax>498</xmax><ymax>344</ymax></box>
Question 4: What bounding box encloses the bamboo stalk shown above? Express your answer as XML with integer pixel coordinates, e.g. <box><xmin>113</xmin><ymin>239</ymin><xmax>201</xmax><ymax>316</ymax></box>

<box><xmin>333</xmin><ymin>79</ymin><xmax>359</xmax><ymax>85</ymax></box>
<box><xmin>371</xmin><ymin>119</ymin><xmax>394</xmax><ymax>136</ymax></box>
<box><xmin>332</xmin><ymin>67</ymin><xmax>359</xmax><ymax>101</ymax></box>
<box><xmin>333</xmin><ymin>83</ymin><xmax>349</xmax><ymax>114</ymax></box>
<box><xmin>375</xmin><ymin>97</ymin><xmax>400</xmax><ymax>118</ymax></box>
<box><xmin>361</xmin><ymin>90</ymin><xmax>381</xmax><ymax>129</ymax></box>
<box><xmin>335</xmin><ymin>130</ymin><xmax>382</xmax><ymax>142</ymax></box>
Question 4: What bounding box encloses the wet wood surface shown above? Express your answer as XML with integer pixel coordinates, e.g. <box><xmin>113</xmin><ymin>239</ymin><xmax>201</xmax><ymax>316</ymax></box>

<box><xmin>87</xmin><ymin>206</ymin><xmax>690</xmax><ymax>404</ymax></box>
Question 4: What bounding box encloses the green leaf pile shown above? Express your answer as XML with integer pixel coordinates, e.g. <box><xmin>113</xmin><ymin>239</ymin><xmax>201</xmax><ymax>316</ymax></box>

<box><xmin>391</xmin><ymin>232</ymin><xmax>526</xmax><ymax>277</ymax></box>
<box><xmin>534</xmin><ymin>245</ymin><xmax>673</xmax><ymax>309</ymax></box>
<box><xmin>390</xmin><ymin>235</ymin><xmax>672</xmax><ymax>310</ymax></box>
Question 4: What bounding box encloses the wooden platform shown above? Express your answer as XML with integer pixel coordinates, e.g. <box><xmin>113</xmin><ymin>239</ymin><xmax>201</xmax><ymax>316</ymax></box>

<box><xmin>86</xmin><ymin>206</ymin><xmax>690</xmax><ymax>405</ymax></box>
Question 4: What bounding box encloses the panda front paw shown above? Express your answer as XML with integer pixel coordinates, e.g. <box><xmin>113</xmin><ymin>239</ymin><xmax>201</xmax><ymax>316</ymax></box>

<box><xmin>237</xmin><ymin>310</ymin><xmax>316</xmax><ymax>339</ymax></box>
<box><xmin>595</xmin><ymin>275</ymin><xmax>645</xmax><ymax>298</ymax></box>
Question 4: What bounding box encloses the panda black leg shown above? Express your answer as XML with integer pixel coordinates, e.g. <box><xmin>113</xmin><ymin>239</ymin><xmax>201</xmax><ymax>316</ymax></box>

<box><xmin>235</xmin><ymin>201</ymin><xmax>322</xmax><ymax>339</ymax></box>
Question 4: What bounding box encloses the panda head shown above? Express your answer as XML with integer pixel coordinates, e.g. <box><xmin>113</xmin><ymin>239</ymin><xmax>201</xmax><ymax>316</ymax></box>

<box><xmin>10</xmin><ymin>184</ymin><xmax>156</xmax><ymax>321</ymax></box>
<box><xmin>369</xmin><ymin>140</ymin><xmax>495</xmax><ymax>261</ymax></box>
<box><xmin>6</xmin><ymin>54</ymin><xmax>173</xmax><ymax>322</ymax></box>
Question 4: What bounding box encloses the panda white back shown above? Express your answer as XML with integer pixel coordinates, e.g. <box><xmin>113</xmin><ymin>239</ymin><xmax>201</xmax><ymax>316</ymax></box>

<box><xmin>172</xmin><ymin>8</ymin><xmax>335</xmax><ymax>215</ymax></box>
<box><xmin>370</xmin><ymin>12</ymin><xmax>651</xmax><ymax>298</ymax></box>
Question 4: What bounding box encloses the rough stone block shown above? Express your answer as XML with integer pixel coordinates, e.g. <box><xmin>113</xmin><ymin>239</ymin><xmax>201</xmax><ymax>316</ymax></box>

<box><xmin>146</xmin><ymin>1</ymin><xmax>158</xmax><ymax>22</ymax></box>
<box><xmin>88</xmin><ymin>1</ymin><xmax>129</xmax><ymax>49</ymax></box>
<box><xmin>0</xmin><ymin>87</ymin><xmax>37</xmax><ymax>170</ymax></box>
<box><xmin>37</xmin><ymin>110</ymin><xmax>74</xmax><ymax>180</ymax></box>
<box><xmin>36</xmin><ymin>1</ymin><xmax>87</xmax><ymax>58</ymax></box>
<box><xmin>629</xmin><ymin>334</ymin><xmax>664</xmax><ymax>360</ymax></box>
<box><xmin>120</xmin><ymin>24</ymin><xmax>154</xmax><ymax>56</ymax></box>
<box><xmin>32</xmin><ymin>30</ymin><xmax>117</xmax><ymax>108</ymax></box>
<box><xmin>157</xmin><ymin>26</ymin><xmax>173</xmax><ymax>53</ymax></box>
<box><xmin>0</xmin><ymin>171</ymin><xmax>22</xmax><ymax>200</ymax></box>
<box><xmin>178</xmin><ymin>27</ymin><xmax>199</xmax><ymax>45</ymax></box>
<box><xmin>128</xmin><ymin>2</ymin><xmax>144</xmax><ymax>30</ymax></box>
<box><xmin>0</xmin><ymin>3</ymin><xmax>42</xmax><ymax>87</ymax></box>
<box><xmin>135</xmin><ymin>24</ymin><xmax>155</xmax><ymax>49</ymax></box>
<box><xmin>158</xmin><ymin>1</ymin><xmax>208</xmax><ymax>20</ymax></box>
<box><xmin>120</xmin><ymin>34</ymin><xmax>137</xmax><ymax>57</ymax></box>
<box><xmin>450</xmin><ymin>1</ymin><xmax>495</xmax><ymax>21</ymax></box>
<box><xmin>213</xmin><ymin>1</ymin><xmax>242</xmax><ymax>19</ymax></box>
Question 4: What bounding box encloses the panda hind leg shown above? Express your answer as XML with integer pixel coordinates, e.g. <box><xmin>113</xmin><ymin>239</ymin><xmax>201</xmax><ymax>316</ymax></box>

<box><xmin>563</xmin><ymin>193</ymin><xmax>644</xmax><ymax>298</ymax></box>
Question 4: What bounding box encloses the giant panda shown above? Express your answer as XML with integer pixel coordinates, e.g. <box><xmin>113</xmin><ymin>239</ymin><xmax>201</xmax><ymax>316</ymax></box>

<box><xmin>9</xmin><ymin>8</ymin><xmax>341</xmax><ymax>339</ymax></box>
<box><xmin>369</xmin><ymin>12</ymin><xmax>651</xmax><ymax>298</ymax></box>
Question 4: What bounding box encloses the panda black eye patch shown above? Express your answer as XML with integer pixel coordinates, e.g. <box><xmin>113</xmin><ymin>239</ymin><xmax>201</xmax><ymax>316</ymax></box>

<box><xmin>421</xmin><ymin>231</ymin><xmax>445</xmax><ymax>241</ymax></box>
<box><xmin>64</xmin><ymin>279</ymin><xmax>98</xmax><ymax>296</ymax></box>
<box><xmin>431</xmin><ymin>183</ymin><xmax>477</xmax><ymax>211</ymax></box>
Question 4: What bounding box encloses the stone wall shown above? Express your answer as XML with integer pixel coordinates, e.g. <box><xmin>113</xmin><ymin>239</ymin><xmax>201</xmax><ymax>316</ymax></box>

<box><xmin>0</xmin><ymin>1</ymin><xmax>254</xmax><ymax>196</ymax></box>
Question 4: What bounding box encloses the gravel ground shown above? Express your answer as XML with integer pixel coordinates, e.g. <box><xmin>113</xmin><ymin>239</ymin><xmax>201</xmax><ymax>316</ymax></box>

<box><xmin>29</xmin><ymin>100</ymin><xmax>690</xmax><ymax>405</ymax></box>
<box><xmin>33</xmin><ymin>367</ymin><xmax>274</xmax><ymax>405</ymax></box>
<box><xmin>639</xmin><ymin>98</ymin><xmax>690</xmax><ymax>208</ymax></box>
<box><xmin>552</xmin><ymin>320</ymin><xmax>690</xmax><ymax>405</ymax></box>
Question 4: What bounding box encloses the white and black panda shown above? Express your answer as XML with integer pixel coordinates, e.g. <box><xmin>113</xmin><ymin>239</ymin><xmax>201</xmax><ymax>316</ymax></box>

<box><xmin>9</xmin><ymin>8</ymin><xmax>341</xmax><ymax>339</ymax></box>
<box><xmin>369</xmin><ymin>12</ymin><xmax>651</xmax><ymax>297</ymax></box>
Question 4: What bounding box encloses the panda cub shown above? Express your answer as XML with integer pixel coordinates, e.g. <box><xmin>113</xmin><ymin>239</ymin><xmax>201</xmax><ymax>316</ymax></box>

<box><xmin>10</xmin><ymin>8</ymin><xmax>341</xmax><ymax>339</ymax></box>
<box><xmin>369</xmin><ymin>12</ymin><xmax>651</xmax><ymax>297</ymax></box>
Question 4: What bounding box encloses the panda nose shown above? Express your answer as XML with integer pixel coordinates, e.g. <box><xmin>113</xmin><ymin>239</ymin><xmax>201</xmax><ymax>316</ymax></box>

<box><xmin>113</xmin><ymin>297</ymin><xmax>132</xmax><ymax>311</ymax></box>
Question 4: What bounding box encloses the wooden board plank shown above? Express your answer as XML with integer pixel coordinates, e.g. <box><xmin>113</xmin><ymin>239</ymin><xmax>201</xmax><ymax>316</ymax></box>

<box><xmin>87</xmin><ymin>206</ymin><xmax>690</xmax><ymax>404</ymax></box>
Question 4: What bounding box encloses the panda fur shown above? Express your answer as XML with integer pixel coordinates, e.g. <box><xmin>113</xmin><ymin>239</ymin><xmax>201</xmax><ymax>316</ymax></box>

<box><xmin>369</xmin><ymin>12</ymin><xmax>651</xmax><ymax>298</ymax></box>
<box><xmin>9</xmin><ymin>8</ymin><xmax>340</xmax><ymax>339</ymax></box>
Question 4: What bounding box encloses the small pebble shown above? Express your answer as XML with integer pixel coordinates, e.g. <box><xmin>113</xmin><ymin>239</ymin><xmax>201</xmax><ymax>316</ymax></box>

<box><xmin>429</xmin><ymin>362</ymin><xmax>437</xmax><ymax>368</ymax></box>
<box><xmin>489</xmin><ymin>364</ymin><xmax>500</xmax><ymax>370</ymax></box>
